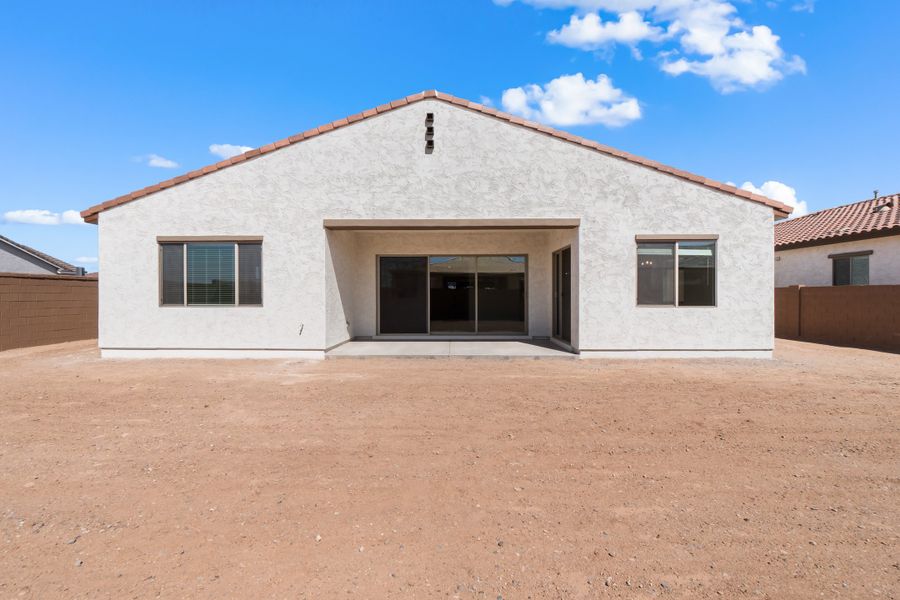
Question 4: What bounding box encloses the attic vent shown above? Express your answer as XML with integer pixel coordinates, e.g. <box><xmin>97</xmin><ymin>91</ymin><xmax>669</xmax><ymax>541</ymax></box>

<box><xmin>872</xmin><ymin>197</ymin><xmax>895</xmax><ymax>213</ymax></box>
<box><xmin>425</xmin><ymin>113</ymin><xmax>434</xmax><ymax>154</ymax></box>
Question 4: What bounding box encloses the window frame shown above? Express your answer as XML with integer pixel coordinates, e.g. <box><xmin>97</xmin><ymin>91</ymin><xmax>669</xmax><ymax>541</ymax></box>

<box><xmin>635</xmin><ymin>235</ymin><xmax>718</xmax><ymax>308</ymax></box>
<box><xmin>829</xmin><ymin>250</ymin><xmax>871</xmax><ymax>286</ymax></box>
<box><xmin>158</xmin><ymin>237</ymin><xmax>263</xmax><ymax>307</ymax></box>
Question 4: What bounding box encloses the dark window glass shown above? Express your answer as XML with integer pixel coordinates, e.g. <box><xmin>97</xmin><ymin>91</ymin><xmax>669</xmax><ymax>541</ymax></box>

<box><xmin>379</xmin><ymin>256</ymin><xmax>427</xmax><ymax>333</ymax></box>
<box><xmin>160</xmin><ymin>244</ymin><xmax>184</xmax><ymax>305</ymax></box>
<box><xmin>238</xmin><ymin>243</ymin><xmax>263</xmax><ymax>305</ymax></box>
<box><xmin>678</xmin><ymin>241</ymin><xmax>716</xmax><ymax>306</ymax></box>
<box><xmin>430</xmin><ymin>256</ymin><xmax>476</xmax><ymax>333</ymax></box>
<box><xmin>477</xmin><ymin>255</ymin><xmax>526</xmax><ymax>333</ymax></box>
<box><xmin>637</xmin><ymin>243</ymin><xmax>675</xmax><ymax>305</ymax></box>
<box><xmin>833</xmin><ymin>257</ymin><xmax>851</xmax><ymax>285</ymax></box>
<box><xmin>187</xmin><ymin>244</ymin><xmax>235</xmax><ymax>305</ymax></box>
<box><xmin>850</xmin><ymin>256</ymin><xmax>869</xmax><ymax>285</ymax></box>
<box><xmin>833</xmin><ymin>255</ymin><xmax>869</xmax><ymax>286</ymax></box>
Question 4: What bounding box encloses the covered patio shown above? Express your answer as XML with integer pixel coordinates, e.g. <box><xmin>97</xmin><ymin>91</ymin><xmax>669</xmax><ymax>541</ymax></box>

<box><xmin>324</xmin><ymin>218</ymin><xmax>579</xmax><ymax>352</ymax></box>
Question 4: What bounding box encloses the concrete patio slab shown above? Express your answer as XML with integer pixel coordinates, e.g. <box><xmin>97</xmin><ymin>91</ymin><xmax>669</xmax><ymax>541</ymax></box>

<box><xmin>326</xmin><ymin>340</ymin><xmax>575</xmax><ymax>358</ymax></box>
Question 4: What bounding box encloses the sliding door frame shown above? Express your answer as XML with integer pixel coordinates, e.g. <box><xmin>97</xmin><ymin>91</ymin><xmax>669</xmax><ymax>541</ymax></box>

<box><xmin>376</xmin><ymin>253</ymin><xmax>529</xmax><ymax>336</ymax></box>
<box><xmin>552</xmin><ymin>245</ymin><xmax>571</xmax><ymax>344</ymax></box>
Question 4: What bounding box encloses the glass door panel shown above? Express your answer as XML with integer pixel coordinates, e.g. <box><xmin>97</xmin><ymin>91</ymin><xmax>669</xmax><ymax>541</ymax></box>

<box><xmin>429</xmin><ymin>256</ymin><xmax>476</xmax><ymax>333</ymax></box>
<box><xmin>477</xmin><ymin>255</ymin><xmax>526</xmax><ymax>334</ymax></box>
<box><xmin>379</xmin><ymin>256</ymin><xmax>427</xmax><ymax>334</ymax></box>
<box><xmin>552</xmin><ymin>248</ymin><xmax>571</xmax><ymax>342</ymax></box>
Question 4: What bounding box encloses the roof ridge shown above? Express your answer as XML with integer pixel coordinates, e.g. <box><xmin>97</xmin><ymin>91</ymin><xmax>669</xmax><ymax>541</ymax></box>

<box><xmin>81</xmin><ymin>89</ymin><xmax>791</xmax><ymax>222</ymax></box>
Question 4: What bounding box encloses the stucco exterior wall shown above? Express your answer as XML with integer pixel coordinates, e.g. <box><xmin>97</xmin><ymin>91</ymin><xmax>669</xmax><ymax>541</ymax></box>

<box><xmin>0</xmin><ymin>243</ymin><xmax>59</xmax><ymax>275</ymax></box>
<box><xmin>775</xmin><ymin>236</ymin><xmax>900</xmax><ymax>287</ymax></box>
<box><xmin>97</xmin><ymin>98</ymin><xmax>775</xmax><ymax>357</ymax></box>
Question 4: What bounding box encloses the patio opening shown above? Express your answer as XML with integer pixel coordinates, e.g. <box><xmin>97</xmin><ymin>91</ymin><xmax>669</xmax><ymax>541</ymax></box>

<box><xmin>324</xmin><ymin>218</ymin><xmax>579</xmax><ymax>353</ymax></box>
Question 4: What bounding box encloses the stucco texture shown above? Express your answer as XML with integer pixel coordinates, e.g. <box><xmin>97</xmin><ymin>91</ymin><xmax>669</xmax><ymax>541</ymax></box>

<box><xmin>775</xmin><ymin>236</ymin><xmax>900</xmax><ymax>287</ymax></box>
<box><xmin>97</xmin><ymin>98</ymin><xmax>775</xmax><ymax>356</ymax></box>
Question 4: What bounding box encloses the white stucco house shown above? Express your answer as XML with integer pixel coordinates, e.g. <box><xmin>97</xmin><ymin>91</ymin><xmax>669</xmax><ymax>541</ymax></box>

<box><xmin>81</xmin><ymin>90</ymin><xmax>790</xmax><ymax>359</ymax></box>
<box><xmin>775</xmin><ymin>193</ymin><xmax>899</xmax><ymax>287</ymax></box>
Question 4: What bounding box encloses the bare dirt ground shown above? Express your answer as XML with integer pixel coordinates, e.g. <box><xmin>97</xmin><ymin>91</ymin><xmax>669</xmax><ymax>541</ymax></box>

<box><xmin>1</xmin><ymin>341</ymin><xmax>898</xmax><ymax>599</ymax></box>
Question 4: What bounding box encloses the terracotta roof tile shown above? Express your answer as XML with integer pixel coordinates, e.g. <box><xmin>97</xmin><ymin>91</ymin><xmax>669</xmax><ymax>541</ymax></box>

<box><xmin>81</xmin><ymin>90</ymin><xmax>792</xmax><ymax>223</ymax></box>
<box><xmin>775</xmin><ymin>194</ymin><xmax>899</xmax><ymax>249</ymax></box>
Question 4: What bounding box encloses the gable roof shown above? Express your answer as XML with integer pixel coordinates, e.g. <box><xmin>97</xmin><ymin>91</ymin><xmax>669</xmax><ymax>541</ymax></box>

<box><xmin>0</xmin><ymin>234</ymin><xmax>81</xmax><ymax>274</ymax></box>
<box><xmin>81</xmin><ymin>90</ymin><xmax>791</xmax><ymax>223</ymax></box>
<box><xmin>775</xmin><ymin>193</ymin><xmax>899</xmax><ymax>250</ymax></box>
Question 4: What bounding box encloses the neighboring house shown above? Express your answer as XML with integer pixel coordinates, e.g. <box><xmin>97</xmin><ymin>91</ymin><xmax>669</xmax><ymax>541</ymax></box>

<box><xmin>80</xmin><ymin>90</ymin><xmax>790</xmax><ymax>359</ymax></box>
<box><xmin>0</xmin><ymin>235</ymin><xmax>85</xmax><ymax>276</ymax></box>
<box><xmin>775</xmin><ymin>194</ymin><xmax>899</xmax><ymax>287</ymax></box>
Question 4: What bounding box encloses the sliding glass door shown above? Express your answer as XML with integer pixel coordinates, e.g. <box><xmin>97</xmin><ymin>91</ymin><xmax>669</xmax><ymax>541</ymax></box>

<box><xmin>476</xmin><ymin>256</ymin><xmax>526</xmax><ymax>333</ymax></box>
<box><xmin>378</xmin><ymin>256</ymin><xmax>428</xmax><ymax>334</ymax></box>
<box><xmin>429</xmin><ymin>256</ymin><xmax>476</xmax><ymax>333</ymax></box>
<box><xmin>378</xmin><ymin>255</ymin><xmax>527</xmax><ymax>335</ymax></box>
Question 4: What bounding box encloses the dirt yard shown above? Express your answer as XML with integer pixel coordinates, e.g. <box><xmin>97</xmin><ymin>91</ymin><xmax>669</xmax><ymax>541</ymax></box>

<box><xmin>1</xmin><ymin>341</ymin><xmax>897</xmax><ymax>599</ymax></box>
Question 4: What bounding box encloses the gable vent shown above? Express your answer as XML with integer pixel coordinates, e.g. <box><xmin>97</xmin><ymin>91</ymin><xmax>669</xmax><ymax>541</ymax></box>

<box><xmin>425</xmin><ymin>113</ymin><xmax>434</xmax><ymax>154</ymax></box>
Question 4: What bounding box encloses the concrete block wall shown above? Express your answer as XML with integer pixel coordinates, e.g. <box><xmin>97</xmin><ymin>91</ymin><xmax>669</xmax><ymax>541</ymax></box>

<box><xmin>0</xmin><ymin>273</ymin><xmax>98</xmax><ymax>351</ymax></box>
<box><xmin>775</xmin><ymin>284</ymin><xmax>900</xmax><ymax>352</ymax></box>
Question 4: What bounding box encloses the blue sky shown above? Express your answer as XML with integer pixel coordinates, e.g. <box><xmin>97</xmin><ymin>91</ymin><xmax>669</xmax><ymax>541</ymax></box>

<box><xmin>1</xmin><ymin>0</ymin><xmax>898</xmax><ymax>270</ymax></box>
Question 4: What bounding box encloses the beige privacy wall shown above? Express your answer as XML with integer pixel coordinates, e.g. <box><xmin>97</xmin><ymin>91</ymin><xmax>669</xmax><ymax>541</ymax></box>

<box><xmin>97</xmin><ymin>98</ymin><xmax>774</xmax><ymax>357</ymax></box>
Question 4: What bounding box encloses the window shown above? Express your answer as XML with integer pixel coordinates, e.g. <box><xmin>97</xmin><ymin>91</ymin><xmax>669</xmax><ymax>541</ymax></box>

<box><xmin>831</xmin><ymin>252</ymin><xmax>870</xmax><ymax>286</ymax></box>
<box><xmin>678</xmin><ymin>241</ymin><xmax>716</xmax><ymax>306</ymax></box>
<box><xmin>637</xmin><ymin>243</ymin><xmax>675</xmax><ymax>305</ymax></box>
<box><xmin>637</xmin><ymin>239</ymin><xmax>716</xmax><ymax>306</ymax></box>
<box><xmin>160</xmin><ymin>241</ymin><xmax>262</xmax><ymax>306</ymax></box>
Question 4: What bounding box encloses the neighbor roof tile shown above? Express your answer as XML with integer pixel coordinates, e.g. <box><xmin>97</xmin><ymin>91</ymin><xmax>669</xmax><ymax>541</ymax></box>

<box><xmin>775</xmin><ymin>194</ymin><xmax>899</xmax><ymax>249</ymax></box>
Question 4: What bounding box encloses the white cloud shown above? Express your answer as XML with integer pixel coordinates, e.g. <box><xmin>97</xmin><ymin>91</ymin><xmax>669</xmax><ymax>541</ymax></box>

<box><xmin>739</xmin><ymin>180</ymin><xmax>808</xmax><ymax>217</ymax></box>
<box><xmin>61</xmin><ymin>210</ymin><xmax>84</xmax><ymax>224</ymax></box>
<box><xmin>478</xmin><ymin>95</ymin><xmax>494</xmax><ymax>107</ymax></box>
<box><xmin>209</xmin><ymin>143</ymin><xmax>254</xmax><ymax>160</ymax></box>
<box><xmin>74</xmin><ymin>256</ymin><xmax>98</xmax><ymax>264</ymax></box>
<box><xmin>3</xmin><ymin>209</ymin><xmax>86</xmax><ymax>226</ymax></box>
<box><xmin>791</xmin><ymin>0</ymin><xmax>815</xmax><ymax>13</ymax></box>
<box><xmin>548</xmin><ymin>11</ymin><xmax>664</xmax><ymax>49</ymax></box>
<box><xmin>496</xmin><ymin>0</ymin><xmax>805</xmax><ymax>93</ymax></box>
<box><xmin>501</xmin><ymin>72</ymin><xmax>641</xmax><ymax>127</ymax></box>
<box><xmin>661</xmin><ymin>25</ymin><xmax>806</xmax><ymax>93</ymax></box>
<box><xmin>136</xmin><ymin>153</ymin><xmax>179</xmax><ymax>169</ymax></box>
